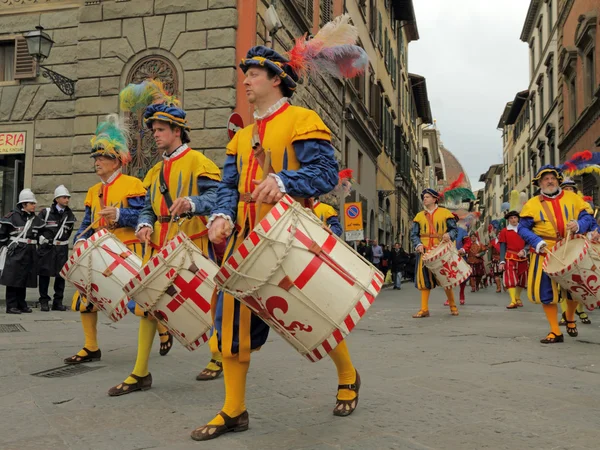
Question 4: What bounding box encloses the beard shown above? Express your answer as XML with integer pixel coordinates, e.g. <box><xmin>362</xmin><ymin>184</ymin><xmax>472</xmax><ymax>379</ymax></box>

<box><xmin>541</xmin><ymin>185</ymin><xmax>559</xmax><ymax>196</ymax></box>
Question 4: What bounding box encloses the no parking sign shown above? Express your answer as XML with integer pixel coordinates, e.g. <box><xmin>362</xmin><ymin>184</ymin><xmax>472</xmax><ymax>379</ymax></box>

<box><xmin>344</xmin><ymin>202</ymin><xmax>364</xmax><ymax>241</ymax></box>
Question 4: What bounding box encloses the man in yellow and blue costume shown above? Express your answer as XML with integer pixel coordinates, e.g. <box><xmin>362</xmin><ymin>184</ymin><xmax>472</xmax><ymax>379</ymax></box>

<box><xmin>65</xmin><ymin>114</ymin><xmax>150</xmax><ymax>365</ymax></box>
<box><xmin>107</xmin><ymin>88</ymin><xmax>224</xmax><ymax>396</ymax></box>
<box><xmin>518</xmin><ymin>165</ymin><xmax>596</xmax><ymax>343</ymax></box>
<box><xmin>193</xmin><ymin>26</ymin><xmax>369</xmax><ymax>440</ymax></box>
<box><xmin>313</xmin><ymin>199</ymin><xmax>342</xmax><ymax>236</ymax></box>
<box><xmin>410</xmin><ymin>188</ymin><xmax>459</xmax><ymax>318</ymax></box>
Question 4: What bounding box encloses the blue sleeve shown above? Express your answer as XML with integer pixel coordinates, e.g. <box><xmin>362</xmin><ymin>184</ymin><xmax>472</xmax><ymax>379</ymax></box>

<box><xmin>73</xmin><ymin>206</ymin><xmax>93</xmax><ymax>243</ymax></box>
<box><xmin>137</xmin><ymin>190</ymin><xmax>156</xmax><ymax>227</ymax></box>
<box><xmin>211</xmin><ymin>154</ymin><xmax>240</xmax><ymax>220</ymax></box>
<box><xmin>456</xmin><ymin>228</ymin><xmax>466</xmax><ymax>249</ymax></box>
<box><xmin>277</xmin><ymin>139</ymin><xmax>339</xmax><ymax>198</ymax></box>
<box><xmin>118</xmin><ymin>196</ymin><xmax>145</xmax><ymax>229</ymax></box>
<box><xmin>326</xmin><ymin>216</ymin><xmax>342</xmax><ymax>237</ymax></box>
<box><xmin>576</xmin><ymin>210</ymin><xmax>597</xmax><ymax>234</ymax></box>
<box><xmin>410</xmin><ymin>222</ymin><xmax>422</xmax><ymax>249</ymax></box>
<box><xmin>446</xmin><ymin>218</ymin><xmax>458</xmax><ymax>241</ymax></box>
<box><xmin>189</xmin><ymin>177</ymin><xmax>220</xmax><ymax>217</ymax></box>
<box><xmin>517</xmin><ymin>217</ymin><xmax>543</xmax><ymax>249</ymax></box>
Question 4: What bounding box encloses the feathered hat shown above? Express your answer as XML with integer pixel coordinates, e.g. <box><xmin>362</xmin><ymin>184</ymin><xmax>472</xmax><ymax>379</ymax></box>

<box><xmin>560</xmin><ymin>177</ymin><xmax>578</xmax><ymax>190</ymax></box>
<box><xmin>504</xmin><ymin>190</ymin><xmax>527</xmax><ymax>219</ymax></box>
<box><xmin>90</xmin><ymin>114</ymin><xmax>131</xmax><ymax>165</ymax></box>
<box><xmin>240</xmin><ymin>14</ymin><xmax>368</xmax><ymax>98</ymax></box>
<box><xmin>440</xmin><ymin>173</ymin><xmax>476</xmax><ymax>205</ymax></box>
<box><xmin>531</xmin><ymin>164</ymin><xmax>563</xmax><ymax>186</ymax></box>
<box><xmin>119</xmin><ymin>79</ymin><xmax>190</xmax><ymax>131</ymax></box>
<box><xmin>559</xmin><ymin>150</ymin><xmax>600</xmax><ymax>177</ymax></box>
<box><xmin>421</xmin><ymin>188</ymin><xmax>440</xmax><ymax>201</ymax></box>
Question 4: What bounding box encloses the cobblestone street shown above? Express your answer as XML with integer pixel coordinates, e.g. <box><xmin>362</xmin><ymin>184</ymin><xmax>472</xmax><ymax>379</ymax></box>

<box><xmin>1</xmin><ymin>284</ymin><xmax>600</xmax><ymax>449</ymax></box>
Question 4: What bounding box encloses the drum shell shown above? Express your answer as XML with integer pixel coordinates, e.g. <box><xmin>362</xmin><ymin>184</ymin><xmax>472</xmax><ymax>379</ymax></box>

<box><xmin>60</xmin><ymin>229</ymin><xmax>139</xmax><ymax>322</ymax></box>
<box><xmin>215</xmin><ymin>195</ymin><xmax>384</xmax><ymax>362</ymax></box>
<box><xmin>124</xmin><ymin>233</ymin><xmax>219</xmax><ymax>351</ymax></box>
<box><xmin>422</xmin><ymin>242</ymin><xmax>472</xmax><ymax>289</ymax></box>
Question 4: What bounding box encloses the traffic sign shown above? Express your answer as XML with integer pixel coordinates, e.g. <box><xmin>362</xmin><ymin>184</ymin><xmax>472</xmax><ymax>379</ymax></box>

<box><xmin>227</xmin><ymin>112</ymin><xmax>244</xmax><ymax>140</ymax></box>
<box><xmin>344</xmin><ymin>202</ymin><xmax>363</xmax><ymax>232</ymax></box>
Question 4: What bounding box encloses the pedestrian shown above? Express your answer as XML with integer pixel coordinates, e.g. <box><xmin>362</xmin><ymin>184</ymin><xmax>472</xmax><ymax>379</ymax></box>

<box><xmin>0</xmin><ymin>189</ymin><xmax>50</xmax><ymax>314</ymax></box>
<box><xmin>37</xmin><ymin>185</ymin><xmax>77</xmax><ymax>312</ymax></box>
<box><xmin>382</xmin><ymin>244</ymin><xmax>392</xmax><ymax>277</ymax></box>
<box><xmin>371</xmin><ymin>239</ymin><xmax>383</xmax><ymax>271</ymax></box>
<box><xmin>359</xmin><ymin>239</ymin><xmax>373</xmax><ymax>263</ymax></box>
<box><xmin>391</xmin><ymin>243</ymin><xmax>409</xmax><ymax>289</ymax></box>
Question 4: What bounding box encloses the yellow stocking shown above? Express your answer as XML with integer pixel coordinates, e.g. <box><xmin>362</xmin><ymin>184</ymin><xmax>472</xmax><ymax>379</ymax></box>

<box><xmin>565</xmin><ymin>299</ymin><xmax>578</xmax><ymax>326</ymax></box>
<box><xmin>507</xmin><ymin>288</ymin><xmax>516</xmax><ymax>304</ymax></box>
<box><xmin>124</xmin><ymin>317</ymin><xmax>157</xmax><ymax>384</ymax></box>
<box><xmin>445</xmin><ymin>289</ymin><xmax>456</xmax><ymax>307</ymax></box>
<box><xmin>329</xmin><ymin>340</ymin><xmax>357</xmax><ymax>401</ymax></box>
<box><xmin>515</xmin><ymin>287</ymin><xmax>523</xmax><ymax>302</ymax></box>
<box><xmin>576</xmin><ymin>303</ymin><xmax>585</xmax><ymax>314</ymax></box>
<box><xmin>205</xmin><ymin>333</ymin><xmax>223</xmax><ymax>371</ymax></box>
<box><xmin>208</xmin><ymin>354</ymin><xmax>250</xmax><ymax>426</ymax></box>
<box><xmin>560</xmin><ymin>297</ymin><xmax>568</xmax><ymax>314</ymax></box>
<box><xmin>77</xmin><ymin>312</ymin><xmax>98</xmax><ymax>356</ymax></box>
<box><xmin>542</xmin><ymin>304</ymin><xmax>562</xmax><ymax>336</ymax></box>
<box><xmin>420</xmin><ymin>289</ymin><xmax>430</xmax><ymax>312</ymax></box>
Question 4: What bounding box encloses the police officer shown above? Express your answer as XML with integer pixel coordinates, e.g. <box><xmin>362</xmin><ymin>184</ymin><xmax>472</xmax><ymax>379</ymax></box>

<box><xmin>0</xmin><ymin>189</ymin><xmax>50</xmax><ymax>314</ymax></box>
<box><xmin>38</xmin><ymin>185</ymin><xmax>77</xmax><ymax>312</ymax></box>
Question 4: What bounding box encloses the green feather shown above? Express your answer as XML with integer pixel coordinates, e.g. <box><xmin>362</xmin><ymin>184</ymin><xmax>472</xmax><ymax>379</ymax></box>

<box><xmin>443</xmin><ymin>188</ymin><xmax>476</xmax><ymax>203</ymax></box>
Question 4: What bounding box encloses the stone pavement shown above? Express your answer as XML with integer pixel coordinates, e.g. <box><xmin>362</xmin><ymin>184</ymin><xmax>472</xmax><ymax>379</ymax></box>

<box><xmin>1</xmin><ymin>283</ymin><xmax>600</xmax><ymax>450</ymax></box>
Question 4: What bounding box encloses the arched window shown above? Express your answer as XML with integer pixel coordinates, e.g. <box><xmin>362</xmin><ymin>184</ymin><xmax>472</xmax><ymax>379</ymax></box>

<box><xmin>124</xmin><ymin>56</ymin><xmax>179</xmax><ymax>180</ymax></box>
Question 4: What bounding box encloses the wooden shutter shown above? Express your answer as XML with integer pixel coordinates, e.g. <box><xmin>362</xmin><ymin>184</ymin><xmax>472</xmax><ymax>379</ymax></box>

<box><xmin>13</xmin><ymin>36</ymin><xmax>36</xmax><ymax>80</ymax></box>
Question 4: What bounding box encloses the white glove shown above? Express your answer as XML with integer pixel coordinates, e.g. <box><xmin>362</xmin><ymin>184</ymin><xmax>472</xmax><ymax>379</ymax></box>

<box><xmin>39</xmin><ymin>236</ymin><xmax>49</xmax><ymax>245</ymax></box>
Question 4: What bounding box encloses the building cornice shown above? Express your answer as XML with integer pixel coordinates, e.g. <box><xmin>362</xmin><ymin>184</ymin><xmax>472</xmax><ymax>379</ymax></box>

<box><xmin>0</xmin><ymin>0</ymin><xmax>79</xmax><ymax>15</ymax></box>
<box><xmin>520</xmin><ymin>0</ymin><xmax>543</xmax><ymax>42</ymax></box>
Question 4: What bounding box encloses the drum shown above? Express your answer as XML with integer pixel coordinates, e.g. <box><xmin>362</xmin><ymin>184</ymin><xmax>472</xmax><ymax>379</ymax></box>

<box><xmin>60</xmin><ymin>229</ymin><xmax>140</xmax><ymax>322</ymax></box>
<box><xmin>215</xmin><ymin>194</ymin><xmax>384</xmax><ymax>362</ymax></box>
<box><xmin>123</xmin><ymin>232</ymin><xmax>219</xmax><ymax>351</ymax></box>
<box><xmin>422</xmin><ymin>241</ymin><xmax>472</xmax><ymax>289</ymax></box>
<box><xmin>543</xmin><ymin>235</ymin><xmax>600</xmax><ymax>311</ymax></box>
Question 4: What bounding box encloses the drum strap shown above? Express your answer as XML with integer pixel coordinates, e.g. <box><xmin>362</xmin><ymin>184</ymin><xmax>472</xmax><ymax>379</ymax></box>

<box><xmin>538</xmin><ymin>196</ymin><xmax>562</xmax><ymax>239</ymax></box>
<box><xmin>159</xmin><ymin>162</ymin><xmax>174</xmax><ymax>210</ymax></box>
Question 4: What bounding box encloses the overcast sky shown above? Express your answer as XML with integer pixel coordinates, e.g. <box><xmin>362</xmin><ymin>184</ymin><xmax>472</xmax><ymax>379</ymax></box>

<box><xmin>409</xmin><ymin>0</ymin><xmax>531</xmax><ymax>191</ymax></box>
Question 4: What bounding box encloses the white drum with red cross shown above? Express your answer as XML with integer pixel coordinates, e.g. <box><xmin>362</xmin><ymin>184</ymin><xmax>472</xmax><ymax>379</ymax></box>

<box><xmin>215</xmin><ymin>194</ymin><xmax>384</xmax><ymax>362</ymax></box>
<box><xmin>422</xmin><ymin>241</ymin><xmax>472</xmax><ymax>289</ymax></box>
<box><xmin>123</xmin><ymin>232</ymin><xmax>219</xmax><ymax>351</ymax></box>
<box><xmin>60</xmin><ymin>229</ymin><xmax>140</xmax><ymax>322</ymax></box>
<box><xmin>543</xmin><ymin>235</ymin><xmax>600</xmax><ymax>311</ymax></box>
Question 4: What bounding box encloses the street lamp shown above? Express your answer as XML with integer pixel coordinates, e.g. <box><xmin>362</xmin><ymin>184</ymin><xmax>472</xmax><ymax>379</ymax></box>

<box><xmin>24</xmin><ymin>26</ymin><xmax>75</xmax><ymax>96</ymax></box>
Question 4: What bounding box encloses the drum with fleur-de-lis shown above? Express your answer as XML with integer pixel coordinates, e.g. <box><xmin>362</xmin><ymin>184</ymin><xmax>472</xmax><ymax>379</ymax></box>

<box><xmin>422</xmin><ymin>241</ymin><xmax>472</xmax><ymax>289</ymax></box>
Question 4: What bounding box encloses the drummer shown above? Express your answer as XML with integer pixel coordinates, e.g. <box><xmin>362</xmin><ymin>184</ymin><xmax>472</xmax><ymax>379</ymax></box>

<box><xmin>108</xmin><ymin>85</ymin><xmax>224</xmax><ymax>396</ymax></box>
<box><xmin>65</xmin><ymin>114</ymin><xmax>150</xmax><ymax>364</ymax></box>
<box><xmin>517</xmin><ymin>165</ymin><xmax>597</xmax><ymax>343</ymax></box>
<box><xmin>193</xmin><ymin>37</ymin><xmax>368</xmax><ymax>440</ymax></box>
<box><xmin>498</xmin><ymin>209</ymin><xmax>528</xmax><ymax>309</ymax></box>
<box><xmin>558</xmin><ymin>178</ymin><xmax>594</xmax><ymax>326</ymax></box>
<box><xmin>410</xmin><ymin>188</ymin><xmax>460</xmax><ymax>318</ymax></box>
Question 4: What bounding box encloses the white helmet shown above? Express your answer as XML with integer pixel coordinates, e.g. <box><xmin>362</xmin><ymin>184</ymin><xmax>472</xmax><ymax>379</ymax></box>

<box><xmin>18</xmin><ymin>188</ymin><xmax>37</xmax><ymax>205</ymax></box>
<box><xmin>54</xmin><ymin>185</ymin><xmax>71</xmax><ymax>199</ymax></box>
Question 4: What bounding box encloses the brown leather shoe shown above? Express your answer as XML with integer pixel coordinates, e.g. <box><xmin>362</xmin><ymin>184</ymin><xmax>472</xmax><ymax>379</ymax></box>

<box><xmin>190</xmin><ymin>411</ymin><xmax>249</xmax><ymax>441</ymax></box>
<box><xmin>412</xmin><ymin>310</ymin><xmax>430</xmax><ymax>318</ymax></box>
<box><xmin>333</xmin><ymin>370</ymin><xmax>361</xmax><ymax>417</ymax></box>
<box><xmin>64</xmin><ymin>348</ymin><xmax>101</xmax><ymax>365</ymax></box>
<box><xmin>108</xmin><ymin>373</ymin><xmax>152</xmax><ymax>396</ymax></box>
<box><xmin>196</xmin><ymin>359</ymin><xmax>223</xmax><ymax>380</ymax></box>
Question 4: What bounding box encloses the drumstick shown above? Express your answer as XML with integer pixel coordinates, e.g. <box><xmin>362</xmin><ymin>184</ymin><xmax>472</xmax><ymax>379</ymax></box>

<box><xmin>75</xmin><ymin>217</ymin><xmax>102</xmax><ymax>240</ymax></box>
<box><xmin>545</xmin><ymin>247</ymin><xmax>566</xmax><ymax>266</ymax></box>
<box><xmin>255</xmin><ymin>150</ymin><xmax>272</xmax><ymax>213</ymax></box>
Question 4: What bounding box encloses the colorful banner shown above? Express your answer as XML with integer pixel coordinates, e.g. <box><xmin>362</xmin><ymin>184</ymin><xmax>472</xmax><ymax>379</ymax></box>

<box><xmin>0</xmin><ymin>132</ymin><xmax>26</xmax><ymax>154</ymax></box>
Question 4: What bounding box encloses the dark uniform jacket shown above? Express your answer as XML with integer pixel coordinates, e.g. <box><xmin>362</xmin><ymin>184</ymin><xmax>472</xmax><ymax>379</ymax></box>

<box><xmin>37</xmin><ymin>204</ymin><xmax>77</xmax><ymax>277</ymax></box>
<box><xmin>0</xmin><ymin>209</ymin><xmax>50</xmax><ymax>288</ymax></box>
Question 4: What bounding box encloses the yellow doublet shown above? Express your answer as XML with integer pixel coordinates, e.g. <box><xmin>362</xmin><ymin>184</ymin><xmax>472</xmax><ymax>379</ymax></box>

<box><xmin>413</xmin><ymin>207</ymin><xmax>455</xmax><ymax>250</ymax></box>
<box><xmin>143</xmin><ymin>147</ymin><xmax>221</xmax><ymax>259</ymax></box>
<box><xmin>314</xmin><ymin>201</ymin><xmax>338</xmax><ymax>226</ymax></box>
<box><xmin>219</xmin><ymin>103</ymin><xmax>331</xmax><ymax>361</ymax></box>
<box><xmin>84</xmin><ymin>173</ymin><xmax>145</xmax><ymax>246</ymax></box>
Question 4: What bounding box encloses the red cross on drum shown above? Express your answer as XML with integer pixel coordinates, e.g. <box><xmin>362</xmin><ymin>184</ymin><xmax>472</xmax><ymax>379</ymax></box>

<box><xmin>60</xmin><ymin>229</ymin><xmax>142</xmax><ymax>322</ymax></box>
<box><xmin>214</xmin><ymin>195</ymin><xmax>385</xmax><ymax>362</ymax></box>
<box><xmin>123</xmin><ymin>232</ymin><xmax>220</xmax><ymax>351</ymax></box>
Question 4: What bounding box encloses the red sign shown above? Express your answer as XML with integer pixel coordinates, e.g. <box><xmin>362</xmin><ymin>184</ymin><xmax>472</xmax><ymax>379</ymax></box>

<box><xmin>0</xmin><ymin>131</ymin><xmax>26</xmax><ymax>154</ymax></box>
<box><xmin>227</xmin><ymin>112</ymin><xmax>244</xmax><ymax>140</ymax></box>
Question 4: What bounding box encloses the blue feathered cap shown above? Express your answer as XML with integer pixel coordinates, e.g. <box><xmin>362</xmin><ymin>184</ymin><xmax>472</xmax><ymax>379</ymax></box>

<box><xmin>421</xmin><ymin>188</ymin><xmax>440</xmax><ymax>200</ymax></box>
<box><xmin>240</xmin><ymin>46</ymin><xmax>299</xmax><ymax>98</ymax></box>
<box><xmin>560</xmin><ymin>177</ymin><xmax>577</xmax><ymax>189</ymax></box>
<box><xmin>143</xmin><ymin>104</ymin><xmax>190</xmax><ymax>131</ymax></box>
<box><xmin>531</xmin><ymin>164</ymin><xmax>563</xmax><ymax>186</ymax></box>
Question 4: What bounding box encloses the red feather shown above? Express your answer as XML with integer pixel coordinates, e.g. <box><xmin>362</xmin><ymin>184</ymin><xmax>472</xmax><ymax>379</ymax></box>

<box><xmin>440</xmin><ymin>173</ymin><xmax>466</xmax><ymax>197</ymax></box>
<box><xmin>338</xmin><ymin>169</ymin><xmax>353</xmax><ymax>180</ymax></box>
<box><xmin>583</xmin><ymin>196</ymin><xmax>593</xmax><ymax>202</ymax></box>
<box><xmin>573</xmin><ymin>150</ymin><xmax>593</xmax><ymax>161</ymax></box>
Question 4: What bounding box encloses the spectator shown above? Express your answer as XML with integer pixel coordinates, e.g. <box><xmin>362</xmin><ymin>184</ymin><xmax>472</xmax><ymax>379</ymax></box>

<box><xmin>381</xmin><ymin>245</ymin><xmax>392</xmax><ymax>276</ymax></box>
<box><xmin>371</xmin><ymin>239</ymin><xmax>383</xmax><ymax>270</ymax></box>
<box><xmin>391</xmin><ymin>243</ymin><xmax>410</xmax><ymax>289</ymax></box>
<box><xmin>358</xmin><ymin>239</ymin><xmax>372</xmax><ymax>263</ymax></box>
